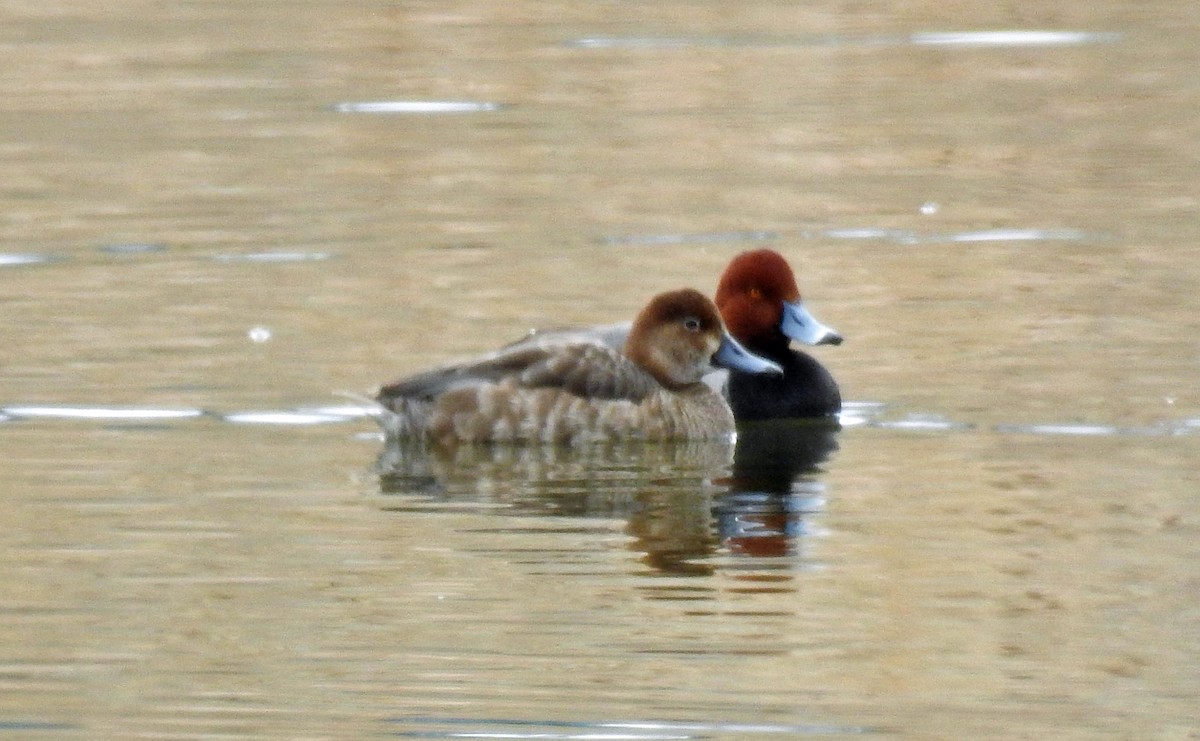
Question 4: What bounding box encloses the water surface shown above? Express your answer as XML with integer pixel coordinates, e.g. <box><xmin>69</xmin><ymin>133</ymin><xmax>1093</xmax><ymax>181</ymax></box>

<box><xmin>2</xmin><ymin>0</ymin><xmax>1199</xmax><ymax>738</ymax></box>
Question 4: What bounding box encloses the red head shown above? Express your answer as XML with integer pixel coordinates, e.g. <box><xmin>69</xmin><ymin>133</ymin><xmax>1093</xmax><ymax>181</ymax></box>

<box><xmin>714</xmin><ymin>249</ymin><xmax>842</xmax><ymax>351</ymax></box>
<box><xmin>714</xmin><ymin>249</ymin><xmax>801</xmax><ymax>349</ymax></box>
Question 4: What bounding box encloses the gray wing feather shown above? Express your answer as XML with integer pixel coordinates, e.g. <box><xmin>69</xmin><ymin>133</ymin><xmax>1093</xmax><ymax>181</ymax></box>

<box><xmin>506</xmin><ymin>322</ymin><xmax>631</xmax><ymax>352</ymax></box>
<box><xmin>377</xmin><ymin>331</ymin><xmax>653</xmax><ymax>408</ymax></box>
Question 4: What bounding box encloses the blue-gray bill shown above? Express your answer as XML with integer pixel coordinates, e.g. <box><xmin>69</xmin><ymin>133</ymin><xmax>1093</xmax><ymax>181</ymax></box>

<box><xmin>781</xmin><ymin>300</ymin><xmax>843</xmax><ymax>346</ymax></box>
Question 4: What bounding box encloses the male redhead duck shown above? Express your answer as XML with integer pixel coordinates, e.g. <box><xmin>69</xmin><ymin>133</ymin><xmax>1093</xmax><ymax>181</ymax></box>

<box><xmin>714</xmin><ymin>248</ymin><xmax>842</xmax><ymax>420</ymax></box>
<box><xmin>375</xmin><ymin>288</ymin><xmax>782</xmax><ymax>446</ymax></box>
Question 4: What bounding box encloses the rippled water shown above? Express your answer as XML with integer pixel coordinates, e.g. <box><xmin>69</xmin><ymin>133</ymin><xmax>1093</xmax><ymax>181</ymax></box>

<box><xmin>3</xmin><ymin>1</ymin><xmax>1200</xmax><ymax>738</ymax></box>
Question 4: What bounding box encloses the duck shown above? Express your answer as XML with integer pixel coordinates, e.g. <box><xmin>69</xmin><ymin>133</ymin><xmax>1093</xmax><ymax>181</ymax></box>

<box><xmin>375</xmin><ymin>288</ymin><xmax>782</xmax><ymax>446</ymax></box>
<box><xmin>714</xmin><ymin>248</ymin><xmax>842</xmax><ymax>420</ymax></box>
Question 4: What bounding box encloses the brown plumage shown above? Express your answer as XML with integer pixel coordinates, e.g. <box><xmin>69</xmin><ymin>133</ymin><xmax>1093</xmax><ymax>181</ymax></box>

<box><xmin>375</xmin><ymin>288</ymin><xmax>781</xmax><ymax>446</ymax></box>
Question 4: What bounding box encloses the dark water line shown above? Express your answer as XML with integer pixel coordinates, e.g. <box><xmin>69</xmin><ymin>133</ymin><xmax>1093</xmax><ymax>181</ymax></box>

<box><xmin>0</xmin><ymin>721</ymin><xmax>76</xmax><ymax>732</ymax></box>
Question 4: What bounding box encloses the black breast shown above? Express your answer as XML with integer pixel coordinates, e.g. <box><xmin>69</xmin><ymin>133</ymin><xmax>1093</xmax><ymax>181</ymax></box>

<box><xmin>726</xmin><ymin>349</ymin><xmax>841</xmax><ymax>421</ymax></box>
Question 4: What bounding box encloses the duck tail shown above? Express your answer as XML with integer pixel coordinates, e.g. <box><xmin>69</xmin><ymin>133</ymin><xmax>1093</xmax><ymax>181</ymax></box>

<box><xmin>333</xmin><ymin>390</ymin><xmax>428</xmax><ymax>439</ymax></box>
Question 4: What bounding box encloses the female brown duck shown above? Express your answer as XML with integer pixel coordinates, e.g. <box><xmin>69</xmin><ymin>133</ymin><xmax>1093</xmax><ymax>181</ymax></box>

<box><xmin>376</xmin><ymin>288</ymin><xmax>781</xmax><ymax>446</ymax></box>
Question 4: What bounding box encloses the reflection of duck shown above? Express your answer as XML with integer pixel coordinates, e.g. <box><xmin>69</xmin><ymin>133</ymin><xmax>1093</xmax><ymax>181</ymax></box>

<box><xmin>731</xmin><ymin>418</ymin><xmax>841</xmax><ymax>488</ymax></box>
<box><xmin>378</xmin><ymin>438</ymin><xmax>730</xmax><ymax>512</ymax></box>
<box><xmin>377</xmin><ymin>420</ymin><xmax>840</xmax><ymax>565</ymax></box>
<box><xmin>377</xmin><ymin>438</ymin><xmax>732</xmax><ymax>575</ymax></box>
<box><xmin>714</xmin><ymin>419</ymin><xmax>841</xmax><ymax>557</ymax></box>
<box><xmin>375</xmin><ymin>289</ymin><xmax>780</xmax><ymax>445</ymax></box>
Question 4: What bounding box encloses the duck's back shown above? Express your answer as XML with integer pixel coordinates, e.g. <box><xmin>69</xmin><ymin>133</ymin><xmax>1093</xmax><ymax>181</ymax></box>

<box><xmin>726</xmin><ymin>349</ymin><xmax>841</xmax><ymax>421</ymax></box>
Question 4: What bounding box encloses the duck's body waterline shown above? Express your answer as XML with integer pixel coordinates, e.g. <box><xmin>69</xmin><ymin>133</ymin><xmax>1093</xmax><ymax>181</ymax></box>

<box><xmin>375</xmin><ymin>289</ymin><xmax>780</xmax><ymax>446</ymax></box>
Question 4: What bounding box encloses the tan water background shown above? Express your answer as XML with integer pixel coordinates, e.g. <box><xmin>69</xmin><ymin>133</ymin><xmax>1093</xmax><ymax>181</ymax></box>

<box><xmin>2</xmin><ymin>2</ymin><xmax>1199</xmax><ymax>739</ymax></box>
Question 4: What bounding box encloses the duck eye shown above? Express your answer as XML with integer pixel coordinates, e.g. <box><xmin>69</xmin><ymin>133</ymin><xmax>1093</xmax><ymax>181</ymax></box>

<box><xmin>683</xmin><ymin>317</ymin><xmax>702</xmax><ymax>332</ymax></box>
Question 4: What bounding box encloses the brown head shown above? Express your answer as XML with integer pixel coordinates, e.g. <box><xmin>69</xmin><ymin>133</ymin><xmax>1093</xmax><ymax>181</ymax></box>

<box><xmin>624</xmin><ymin>288</ymin><xmax>782</xmax><ymax>390</ymax></box>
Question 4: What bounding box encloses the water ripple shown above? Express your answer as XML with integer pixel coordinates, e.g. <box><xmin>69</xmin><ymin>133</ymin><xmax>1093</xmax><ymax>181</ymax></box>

<box><xmin>1</xmin><ymin>406</ymin><xmax>206</xmax><ymax>422</ymax></box>
<box><xmin>0</xmin><ymin>720</ymin><xmax>75</xmax><ymax>732</ymax></box>
<box><xmin>333</xmin><ymin>100</ymin><xmax>507</xmax><ymax>114</ymax></box>
<box><xmin>0</xmin><ymin>253</ymin><xmax>57</xmax><ymax>267</ymax></box>
<box><xmin>843</xmin><ymin>403</ymin><xmax>1200</xmax><ymax>437</ymax></box>
<box><xmin>872</xmin><ymin>414</ymin><xmax>975</xmax><ymax>432</ymax></box>
<box><xmin>820</xmin><ymin>227</ymin><xmax>1102</xmax><ymax>244</ymax></box>
<box><xmin>947</xmin><ymin>228</ymin><xmax>1092</xmax><ymax>243</ymax></box>
<box><xmin>600</xmin><ymin>230</ymin><xmax>778</xmax><ymax>246</ymax></box>
<box><xmin>568</xmin><ymin>30</ymin><xmax>1120</xmax><ymax>50</ymax></box>
<box><xmin>603</xmin><ymin>227</ymin><xmax>1104</xmax><ymax>247</ymax></box>
<box><xmin>385</xmin><ymin>716</ymin><xmax>876</xmax><ymax>738</ymax></box>
<box><xmin>95</xmin><ymin>242</ymin><xmax>168</xmax><ymax>255</ymax></box>
<box><xmin>220</xmin><ymin>409</ymin><xmax>367</xmax><ymax>425</ymax></box>
<box><xmin>837</xmin><ymin>401</ymin><xmax>887</xmax><ymax>428</ymax></box>
<box><xmin>824</xmin><ymin>227</ymin><xmax>919</xmax><ymax>243</ymax></box>
<box><xmin>0</xmin><ymin>402</ymin><xmax>1193</xmax><ymax>438</ymax></box>
<box><xmin>212</xmin><ymin>250</ymin><xmax>331</xmax><ymax>263</ymax></box>
<box><xmin>909</xmin><ymin>31</ymin><xmax>1122</xmax><ymax>47</ymax></box>
<box><xmin>0</xmin><ymin>404</ymin><xmax>378</xmax><ymax>426</ymax></box>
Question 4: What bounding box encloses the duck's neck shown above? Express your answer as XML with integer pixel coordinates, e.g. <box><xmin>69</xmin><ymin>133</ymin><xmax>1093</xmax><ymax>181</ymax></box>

<box><xmin>749</xmin><ymin>334</ymin><xmax>793</xmax><ymax>362</ymax></box>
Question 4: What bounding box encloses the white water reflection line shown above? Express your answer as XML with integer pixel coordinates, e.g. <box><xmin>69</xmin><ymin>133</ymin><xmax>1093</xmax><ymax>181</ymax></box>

<box><xmin>220</xmin><ymin>408</ymin><xmax>372</xmax><ymax>425</ymax></box>
<box><xmin>993</xmin><ymin>421</ymin><xmax>1199</xmax><ymax>437</ymax></box>
<box><xmin>844</xmin><ymin>406</ymin><xmax>1200</xmax><ymax>437</ymax></box>
<box><xmin>1</xmin><ymin>406</ymin><xmax>206</xmax><ymax>421</ymax></box>
<box><xmin>213</xmin><ymin>251</ymin><xmax>331</xmax><ymax>263</ymax></box>
<box><xmin>606</xmin><ymin>227</ymin><xmax>1100</xmax><ymax>247</ymax></box>
<box><xmin>872</xmin><ymin>414</ymin><xmax>974</xmax><ymax>432</ymax></box>
<box><xmin>821</xmin><ymin>227</ymin><xmax>920</xmax><ymax>244</ymax></box>
<box><xmin>1011</xmin><ymin>423</ymin><xmax>1120</xmax><ymax>436</ymax></box>
<box><xmin>0</xmin><ymin>404</ymin><xmax>377</xmax><ymax>426</ymax></box>
<box><xmin>947</xmin><ymin>228</ymin><xmax>1092</xmax><ymax>243</ymax></box>
<box><xmin>333</xmin><ymin>100</ymin><xmax>506</xmax><ymax>114</ymax></box>
<box><xmin>910</xmin><ymin>31</ymin><xmax>1122</xmax><ymax>47</ymax></box>
<box><xmin>568</xmin><ymin>30</ymin><xmax>1121</xmax><ymax>50</ymax></box>
<box><xmin>305</xmin><ymin>404</ymin><xmax>380</xmax><ymax>419</ymax></box>
<box><xmin>0</xmin><ymin>253</ymin><xmax>57</xmax><ymax>267</ymax></box>
<box><xmin>820</xmin><ymin>227</ymin><xmax>1099</xmax><ymax>244</ymax></box>
<box><xmin>569</xmin><ymin>35</ymin><xmax>781</xmax><ymax>49</ymax></box>
<box><xmin>4</xmin><ymin>402</ymin><xmax>1191</xmax><ymax>437</ymax></box>
<box><xmin>838</xmin><ymin>401</ymin><xmax>887</xmax><ymax>428</ymax></box>
<box><xmin>994</xmin><ymin>422</ymin><xmax>1133</xmax><ymax>437</ymax></box>
<box><xmin>387</xmin><ymin>716</ymin><xmax>875</xmax><ymax>738</ymax></box>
